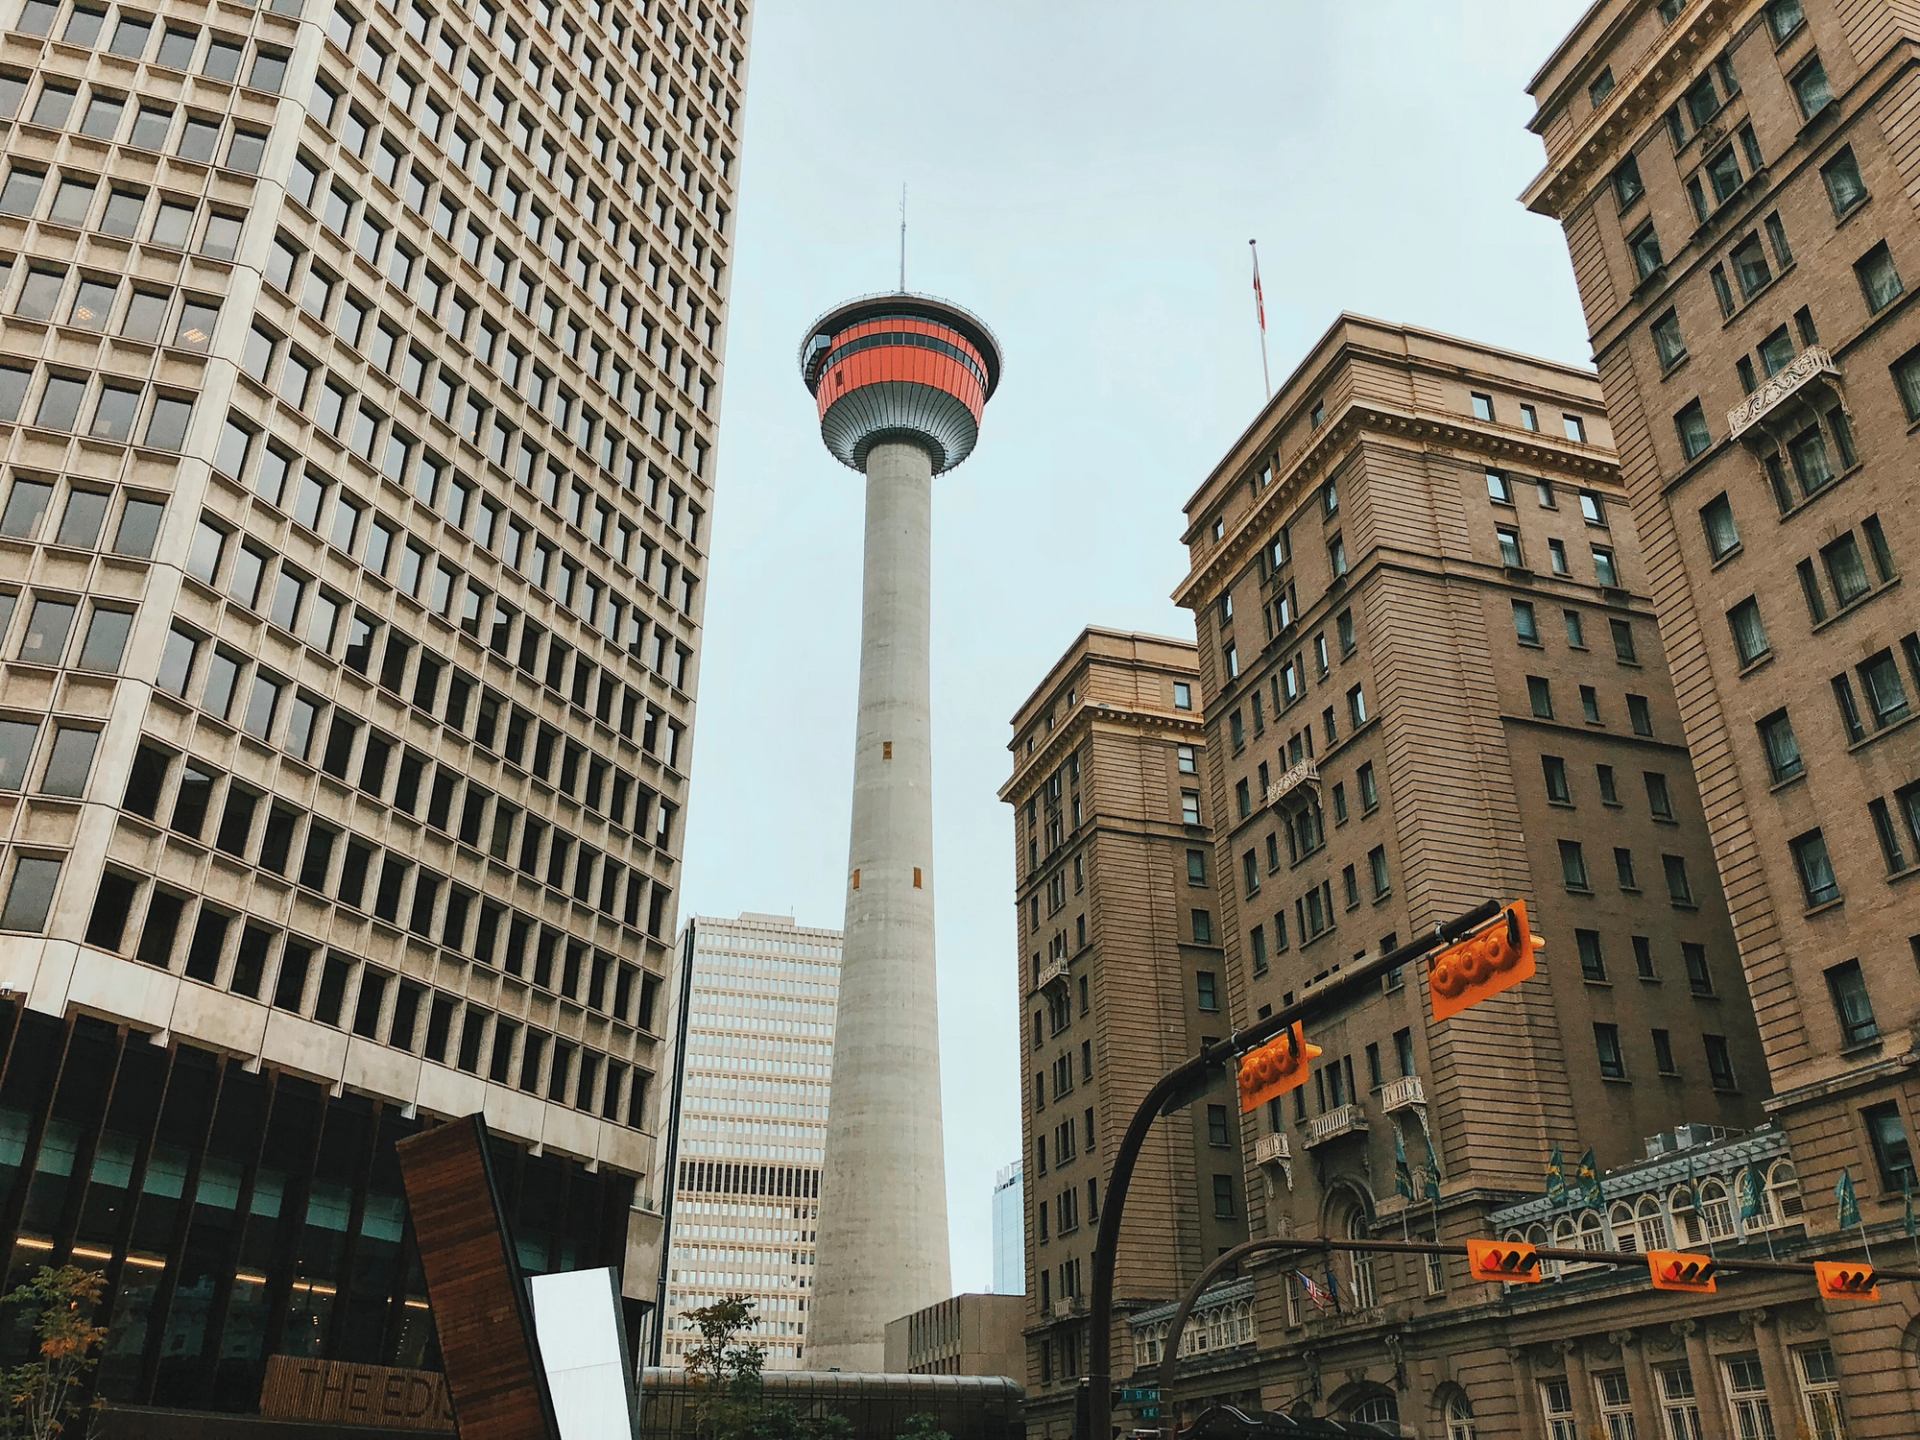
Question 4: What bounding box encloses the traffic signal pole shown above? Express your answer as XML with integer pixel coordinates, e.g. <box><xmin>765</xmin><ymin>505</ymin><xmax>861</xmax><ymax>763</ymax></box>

<box><xmin>1082</xmin><ymin>900</ymin><xmax>1503</xmax><ymax>1440</ymax></box>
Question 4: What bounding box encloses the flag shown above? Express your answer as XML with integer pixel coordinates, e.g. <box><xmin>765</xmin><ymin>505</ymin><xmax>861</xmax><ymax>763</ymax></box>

<box><xmin>1546</xmin><ymin>1146</ymin><xmax>1568</xmax><ymax>1207</ymax></box>
<box><xmin>1740</xmin><ymin>1165</ymin><xmax>1764</xmax><ymax>1222</ymax></box>
<box><xmin>1837</xmin><ymin>1169</ymin><xmax>1860</xmax><ymax>1229</ymax></box>
<box><xmin>1423</xmin><ymin>1130</ymin><xmax>1443</xmax><ymax>1203</ymax></box>
<box><xmin>1250</xmin><ymin>241</ymin><xmax>1267</xmax><ymax>332</ymax></box>
<box><xmin>1903</xmin><ymin>1174</ymin><xmax>1915</xmax><ymax>1239</ymax></box>
<box><xmin>1324</xmin><ymin>1266</ymin><xmax>1343</xmax><ymax>1313</ymax></box>
<box><xmin>1577</xmin><ymin>1148</ymin><xmax>1604</xmax><ymax>1208</ymax></box>
<box><xmin>1394</xmin><ymin>1127</ymin><xmax>1413</xmax><ymax>1200</ymax></box>
<box><xmin>1295</xmin><ymin>1269</ymin><xmax>1332</xmax><ymax>1312</ymax></box>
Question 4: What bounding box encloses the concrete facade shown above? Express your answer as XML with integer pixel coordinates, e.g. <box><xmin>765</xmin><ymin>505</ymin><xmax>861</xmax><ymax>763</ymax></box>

<box><xmin>1002</xmin><ymin>629</ymin><xmax>1249</xmax><ymax>1435</ymax></box>
<box><xmin>0</xmin><ymin>0</ymin><xmax>749</xmax><ymax>1411</ymax></box>
<box><xmin>660</xmin><ymin>912</ymin><xmax>841</xmax><ymax>1370</ymax></box>
<box><xmin>1525</xmin><ymin>1</ymin><xmax>1920</xmax><ymax>1430</ymax></box>
<box><xmin>884</xmin><ymin>1293</ymin><xmax>1026</xmax><ymax>1381</ymax></box>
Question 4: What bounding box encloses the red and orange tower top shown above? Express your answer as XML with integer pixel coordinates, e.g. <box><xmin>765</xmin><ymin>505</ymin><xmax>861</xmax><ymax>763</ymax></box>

<box><xmin>798</xmin><ymin>292</ymin><xmax>1004</xmax><ymax>475</ymax></box>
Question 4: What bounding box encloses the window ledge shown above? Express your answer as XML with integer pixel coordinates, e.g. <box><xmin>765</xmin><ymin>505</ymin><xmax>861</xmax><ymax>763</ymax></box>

<box><xmin>1846</xmin><ymin>709</ymin><xmax>1920</xmax><ymax>754</ymax></box>
<box><xmin>1802</xmin><ymin>897</ymin><xmax>1846</xmax><ymax>918</ymax></box>
<box><xmin>1600</xmin><ymin>1074</ymin><xmax>1632</xmax><ymax>1086</ymax></box>
<box><xmin>1735</xmin><ymin>651</ymin><xmax>1776</xmax><ymax>679</ymax></box>
<box><xmin>1582</xmin><ymin>976</ymin><xmax>1612</xmax><ymax>988</ymax></box>
<box><xmin>1839</xmin><ymin>1037</ymin><xmax>1883</xmax><ymax>1058</ymax></box>
<box><xmin>1773</xmin><ymin>462</ymin><xmax>1863</xmax><ymax>522</ymax></box>
<box><xmin>1811</xmin><ymin>575</ymin><xmax>1902</xmax><ymax>635</ymax></box>
<box><xmin>1767</xmin><ymin>770</ymin><xmax>1808</xmax><ymax>795</ymax></box>
<box><xmin>1708</xmin><ymin>542</ymin><xmax>1744</xmax><ymax>571</ymax></box>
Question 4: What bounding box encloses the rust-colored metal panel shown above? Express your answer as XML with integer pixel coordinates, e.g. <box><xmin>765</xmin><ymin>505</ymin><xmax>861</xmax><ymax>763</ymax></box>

<box><xmin>259</xmin><ymin>1356</ymin><xmax>454</xmax><ymax>1432</ymax></box>
<box><xmin>395</xmin><ymin>1115</ymin><xmax>560</xmax><ymax>1440</ymax></box>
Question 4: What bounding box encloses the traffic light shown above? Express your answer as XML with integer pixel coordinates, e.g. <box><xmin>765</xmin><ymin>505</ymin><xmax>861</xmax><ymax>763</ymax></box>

<box><xmin>1236</xmin><ymin>1023</ymin><xmax>1322</xmax><ymax>1113</ymax></box>
<box><xmin>1466</xmin><ymin>1239</ymin><xmax>1542</xmax><ymax>1284</ymax></box>
<box><xmin>1814</xmin><ymin>1261</ymin><xmax>1880</xmax><ymax>1302</ymax></box>
<box><xmin>1648</xmin><ymin>1250</ymin><xmax>1718</xmax><ymax>1293</ymax></box>
<box><xmin>1429</xmin><ymin>901</ymin><xmax>1543</xmax><ymax>1022</ymax></box>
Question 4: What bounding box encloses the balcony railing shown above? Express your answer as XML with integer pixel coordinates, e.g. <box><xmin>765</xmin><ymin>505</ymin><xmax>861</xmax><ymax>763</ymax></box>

<box><xmin>1265</xmin><ymin>759</ymin><xmax>1320</xmax><ymax>811</ymax></box>
<box><xmin>1254</xmin><ymin>1132</ymin><xmax>1291</xmax><ymax>1167</ymax></box>
<box><xmin>1305</xmin><ymin>1103</ymin><xmax>1367</xmax><ymax>1148</ymax></box>
<box><xmin>1727</xmin><ymin>345</ymin><xmax>1841</xmax><ymax>443</ymax></box>
<box><xmin>1381</xmin><ymin>1075</ymin><xmax>1425</xmax><ymax>1113</ymax></box>
<box><xmin>1034</xmin><ymin>957</ymin><xmax>1068</xmax><ymax>993</ymax></box>
<box><xmin>1051</xmin><ymin>1297</ymin><xmax>1082</xmax><ymax>1319</ymax></box>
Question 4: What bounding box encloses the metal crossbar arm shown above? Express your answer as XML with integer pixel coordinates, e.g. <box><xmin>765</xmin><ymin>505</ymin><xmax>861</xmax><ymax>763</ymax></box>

<box><xmin>1150</xmin><ymin>1235</ymin><xmax>1920</xmax><ymax>1404</ymax></box>
<box><xmin>1084</xmin><ymin>901</ymin><xmax>1503</xmax><ymax>1440</ymax></box>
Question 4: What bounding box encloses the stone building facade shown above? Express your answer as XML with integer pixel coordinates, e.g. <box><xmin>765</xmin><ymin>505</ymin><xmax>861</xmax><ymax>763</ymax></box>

<box><xmin>1002</xmin><ymin>629</ymin><xmax>1247</xmax><ymax>1436</ymax></box>
<box><xmin>1524</xmin><ymin>1</ymin><xmax>1920</xmax><ymax>1431</ymax></box>
<box><xmin>0</xmin><ymin>0</ymin><xmax>748</xmax><ymax>1411</ymax></box>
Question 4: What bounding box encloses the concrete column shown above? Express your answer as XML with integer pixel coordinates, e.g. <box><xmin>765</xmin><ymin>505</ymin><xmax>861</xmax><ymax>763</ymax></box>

<box><xmin>807</xmin><ymin>439</ymin><xmax>950</xmax><ymax>1370</ymax></box>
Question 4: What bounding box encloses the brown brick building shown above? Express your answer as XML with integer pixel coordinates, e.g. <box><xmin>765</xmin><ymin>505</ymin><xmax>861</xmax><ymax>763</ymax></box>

<box><xmin>1526</xmin><ymin>1</ymin><xmax>1920</xmax><ymax>1430</ymax></box>
<box><xmin>1001</xmin><ymin>629</ymin><xmax>1247</xmax><ymax>1434</ymax></box>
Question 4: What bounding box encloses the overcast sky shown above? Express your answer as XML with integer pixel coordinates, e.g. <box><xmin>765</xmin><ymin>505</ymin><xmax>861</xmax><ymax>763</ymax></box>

<box><xmin>678</xmin><ymin>0</ymin><xmax>1597</xmax><ymax>1294</ymax></box>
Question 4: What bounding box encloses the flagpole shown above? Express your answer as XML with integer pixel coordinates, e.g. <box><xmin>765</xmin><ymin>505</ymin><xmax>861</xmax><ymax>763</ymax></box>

<box><xmin>1249</xmin><ymin>239</ymin><xmax>1272</xmax><ymax>401</ymax></box>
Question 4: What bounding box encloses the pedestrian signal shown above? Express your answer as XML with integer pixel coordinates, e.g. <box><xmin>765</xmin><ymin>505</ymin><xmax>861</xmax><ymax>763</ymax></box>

<box><xmin>1429</xmin><ymin>901</ymin><xmax>1542</xmax><ymax>1022</ymax></box>
<box><xmin>1466</xmin><ymin>1239</ymin><xmax>1542</xmax><ymax>1284</ymax></box>
<box><xmin>1236</xmin><ymin>1023</ymin><xmax>1322</xmax><ymax>1113</ymax></box>
<box><xmin>1814</xmin><ymin>1261</ymin><xmax>1879</xmax><ymax>1301</ymax></box>
<box><xmin>1648</xmin><ymin>1251</ymin><xmax>1718</xmax><ymax>1293</ymax></box>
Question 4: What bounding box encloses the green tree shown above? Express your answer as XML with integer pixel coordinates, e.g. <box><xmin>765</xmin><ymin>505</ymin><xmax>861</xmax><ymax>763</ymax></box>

<box><xmin>896</xmin><ymin>1413</ymin><xmax>951</xmax><ymax>1440</ymax></box>
<box><xmin>683</xmin><ymin>1294</ymin><xmax>766</xmax><ymax>1440</ymax></box>
<box><xmin>0</xmin><ymin>1265</ymin><xmax>106</xmax><ymax>1440</ymax></box>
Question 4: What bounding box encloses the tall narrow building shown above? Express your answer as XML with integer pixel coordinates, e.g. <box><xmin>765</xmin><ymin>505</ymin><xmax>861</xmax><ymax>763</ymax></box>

<box><xmin>798</xmin><ymin>294</ymin><xmax>1003</xmax><ymax>1370</ymax></box>
<box><xmin>1525</xmin><ymin>4</ymin><xmax>1920</xmax><ymax>1428</ymax></box>
<box><xmin>659</xmin><ymin>913</ymin><xmax>840</xmax><ymax>1370</ymax></box>
<box><xmin>1155</xmin><ymin>316</ymin><xmax>1775</xmax><ymax>1431</ymax></box>
<box><xmin>0</xmin><ymin>0</ymin><xmax>748</xmax><ymax>1414</ymax></box>
<box><xmin>1002</xmin><ymin>629</ymin><xmax>1247</xmax><ymax>1437</ymax></box>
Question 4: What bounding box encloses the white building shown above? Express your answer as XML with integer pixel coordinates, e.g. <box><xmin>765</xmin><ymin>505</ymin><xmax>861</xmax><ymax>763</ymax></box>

<box><xmin>991</xmin><ymin>1162</ymin><xmax>1024</xmax><ymax>1297</ymax></box>
<box><xmin>660</xmin><ymin>912</ymin><xmax>841</xmax><ymax>1368</ymax></box>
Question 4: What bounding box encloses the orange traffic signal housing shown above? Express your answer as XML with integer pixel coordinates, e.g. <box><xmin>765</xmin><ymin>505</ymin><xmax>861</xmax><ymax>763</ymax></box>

<box><xmin>1648</xmin><ymin>1250</ymin><xmax>1718</xmax><ymax>1293</ymax></box>
<box><xmin>1815</xmin><ymin>1261</ymin><xmax>1879</xmax><ymax>1302</ymax></box>
<box><xmin>1466</xmin><ymin>1240</ymin><xmax>1542</xmax><ymax>1284</ymax></box>
<box><xmin>1429</xmin><ymin>901</ymin><xmax>1542</xmax><ymax>1022</ymax></box>
<box><xmin>1236</xmin><ymin>1023</ymin><xmax>1323</xmax><ymax>1114</ymax></box>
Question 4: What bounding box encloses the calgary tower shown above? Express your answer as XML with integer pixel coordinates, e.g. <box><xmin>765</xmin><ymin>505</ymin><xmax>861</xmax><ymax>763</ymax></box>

<box><xmin>798</xmin><ymin>294</ymin><xmax>1003</xmax><ymax>1369</ymax></box>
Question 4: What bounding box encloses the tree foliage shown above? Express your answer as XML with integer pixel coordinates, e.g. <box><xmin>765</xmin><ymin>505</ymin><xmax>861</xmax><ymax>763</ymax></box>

<box><xmin>0</xmin><ymin>1265</ymin><xmax>106</xmax><ymax>1440</ymax></box>
<box><xmin>683</xmin><ymin>1294</ymin><xmax>767</xmax><ymax>1440</ymax></box>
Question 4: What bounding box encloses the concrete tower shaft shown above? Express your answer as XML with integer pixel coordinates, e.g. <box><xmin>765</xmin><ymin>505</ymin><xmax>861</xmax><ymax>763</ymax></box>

<box><xmin>798</xmin><ymin>294</ymin><xmax>1002</xmax><ymax>1371</ymax></box>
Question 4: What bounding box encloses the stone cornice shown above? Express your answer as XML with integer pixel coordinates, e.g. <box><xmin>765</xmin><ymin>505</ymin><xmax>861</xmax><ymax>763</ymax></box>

<box><xmin>1000</xmin><ymin>701</ymin><xmax>1206</xmax><ymax>803</ymax></box>
<box><xmin>1523</xmin><ymin>0</ymin><xmax>1740</xmax><ymax>219</ymax></box>
<box><xmin>1172</xmin><ymin>403</ymin><xmax>1620</xmax><ymax>611</ymax></box>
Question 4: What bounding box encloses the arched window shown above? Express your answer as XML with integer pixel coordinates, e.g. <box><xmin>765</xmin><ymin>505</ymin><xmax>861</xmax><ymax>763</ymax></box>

<box><xmin>1636</xmin><ymin>1193</ymin><xmax>1672</xmax><ymax>1251</ymax></box>
<box><xmin>1610</xmin><ymin>1201</ymin><xmax>1639</xmax><ymax>1252</ymax></box>
<box><xmin>1699</xmin><ymin>1177</ymin><xmax>1734</xmax><ymax>1240</ymax></box>
<box><xmin>1670</xmin><ymin>1185</ymin><xmax>1704</xmax><ymax>1246</ymax></box>
<box><xmin>1350</xmin><ymin>1394</ymin><xmax>1399</xmax><ymax>1424</ymax></box>
<box><xmin>1346</xmin><ymin>1208</ymin><xmax>1377</xmax><ymax>1309</ymax></box>
<box><xmin>1445</xmin><ymin>1391</ymin><xmax>1477</xmax><ymax>1440</ymax></box>
<box><xmin>1527</xmin><ymin>1222</ymin><xmax>1559</xmax><ymax>1279</ymax></box>
<box><xmin>1577</xmin><ymin>1209</ymin><xmax>1606</xmax><ymax>1264</ymax></box>
<box><xmin>1769</xmin><ymin>1159</ymin><xmax>1804</xmax><ymax>1220</ymax></box>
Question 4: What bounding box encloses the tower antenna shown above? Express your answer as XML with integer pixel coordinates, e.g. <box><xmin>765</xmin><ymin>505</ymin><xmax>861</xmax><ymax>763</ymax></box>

<box><xmin>899</xmin><ymin>183</ymin><xmax>907</xmax><ymax>291</ymax></box>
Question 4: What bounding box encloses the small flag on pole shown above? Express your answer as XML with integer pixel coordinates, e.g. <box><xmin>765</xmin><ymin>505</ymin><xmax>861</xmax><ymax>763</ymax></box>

<box><xmin>1837</xmin><ymin>1169</ymin><xmax>1861</xmax><ymax>1229</ymax></box>
<box><xmin>1903</xmin><ymin>1173</ymin><xmax>1916</xmax><ymax>1239</ymax></box>
<box><xmin>1577</xmin><ymin>1148</ymin><xmax>1604</xmax><ymax>1208</ymax></box>
<box><xmin>1423</xmin><ymin>1130</ymin><xmax>1443</xmax><ymax>1203</ymax></box>
<box><xmin>1394</xmin><ymin>1127</ymin><xmax>1414</xmax><ymax>1200</ymax></box>
<box><xmin>1546</xmin><ymin>1146</ymin><xmax>1567</xmax><ymax>1207</ymax></box>
<box><xmin>1249</xmin><ymin>239</ymin><xmax>1273</xmax><ymax>400</ymax></box>
<box><xmin>1740</xmin><ymin>1165</ymin><xmax>1764</xmax><ymax>1222</ymax></box>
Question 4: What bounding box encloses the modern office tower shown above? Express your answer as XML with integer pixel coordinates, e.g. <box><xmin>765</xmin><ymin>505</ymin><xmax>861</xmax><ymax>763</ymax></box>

<box><xmin>990</xmin><ymin>1161</ymin><xmax>1023</xmax><ymax>1296</ymax></box>
<box><xmin>798</xmin><ymin>294</ymin><xmax>1002</xmax><ymax>1371</ymax></box>
<box><xmin>1525</xmin><ymin>4</ymin><xmax>1920</xmax><ymax>1428</ymax></box>
<box><xmin>1154</xmin><ymin>316</ymin><xmax>1774</xmax><ymax>1433</ymax></box>
<box><xmin>658</xmin><ymin>913</ymin><xmax>841</xmax><ymax>1371</ymax></box>
<box><xmin>0</xmin><ymin>0</ymin><xmax>748</xmax><ymax>1415</ymax></box>
<box><xmin>1002</xmin><ymin>629</ymin><xmax>1248</xmax><ymax>1433</ymax></box>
